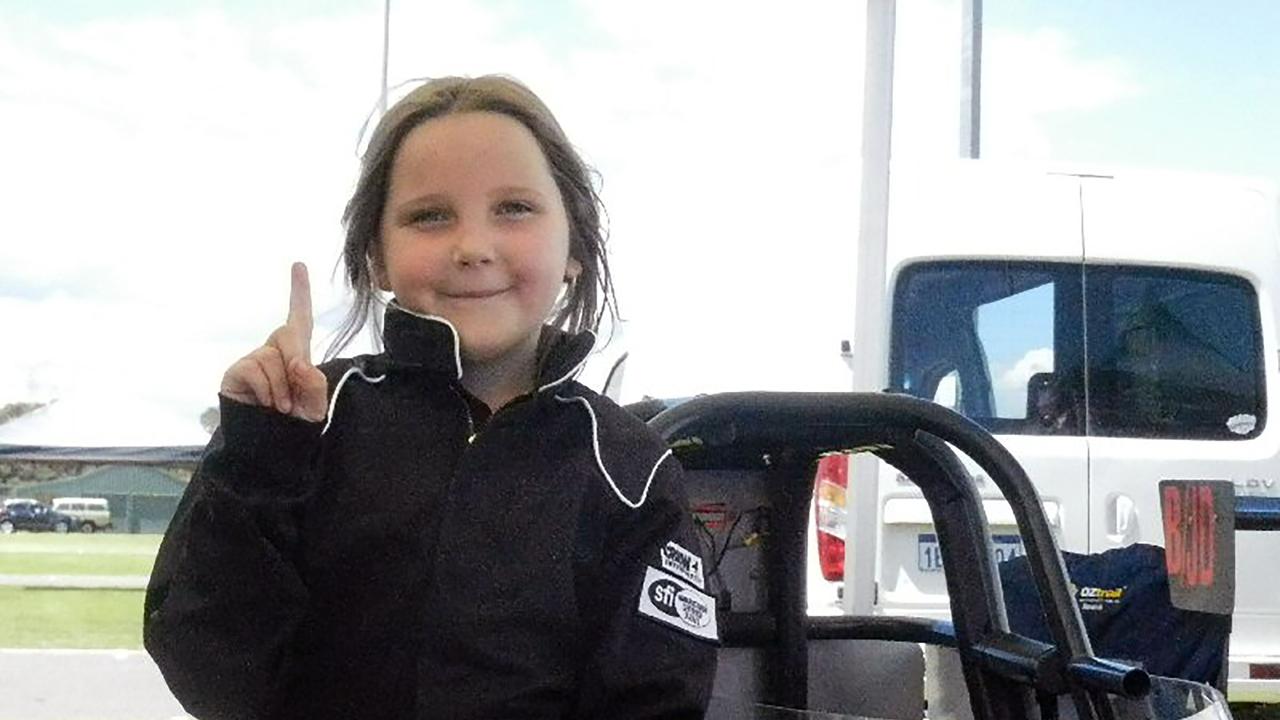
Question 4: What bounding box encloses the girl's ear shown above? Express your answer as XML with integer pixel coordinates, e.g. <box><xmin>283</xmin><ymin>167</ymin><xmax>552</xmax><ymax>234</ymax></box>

<box><xmin>564</xmin><ymin>257</ymin><xmax>583</xmax><ymax>284</ymax></box>
<box><xmin>371</xmin><ymin>253</ymin><xmax>392</xmax><ymax>292</ymax></box>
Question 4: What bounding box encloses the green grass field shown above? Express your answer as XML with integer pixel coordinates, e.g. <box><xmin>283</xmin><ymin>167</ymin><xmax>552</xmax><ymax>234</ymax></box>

<box><xmin>0</xmin><ymin>588</ymin><xmax>146</xmax><ymax>649</ymax></box>
<box><xmin>0</xmin><ymin>533</ymin><xmax>161</xmax><ymax>576</ymax></box>
<box><xmin>0</xmin><ymin>533</ymin><xmax>160</xmax><ymax>649</ymax></box>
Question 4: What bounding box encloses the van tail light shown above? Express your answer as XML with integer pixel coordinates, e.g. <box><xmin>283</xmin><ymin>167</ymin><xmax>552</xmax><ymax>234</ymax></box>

<box><xmin>814</xmin><ymin>454</ymin><xmax>850</xmax><ymax>582</ymax></box>
<box><xmin>1250</xmin><ymin>663</ymin><xmax>1280</xmax><ymax>680</ymax></box>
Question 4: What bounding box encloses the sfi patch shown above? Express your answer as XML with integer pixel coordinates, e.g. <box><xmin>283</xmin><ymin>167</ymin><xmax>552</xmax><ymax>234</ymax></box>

<box><xmin>637</xmin><ymin>566</ymin><xmax>718</xmax><ymax>642</ymax></box>
<box><xmin>660</xmin><ymin>541</ymin><xmax>705</xmax><ymax>589</ymax></box>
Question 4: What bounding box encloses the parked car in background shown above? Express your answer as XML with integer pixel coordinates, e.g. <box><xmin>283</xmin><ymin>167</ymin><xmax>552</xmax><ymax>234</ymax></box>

<box><xmin>51</xmin><ymin>497</ymin><xmax>112</xmax><ymax>533</ymax></box>
<box><xmin>0</xmin><ymin>501</ymin><xmax>75</xmax><ymax>534</ymax></box>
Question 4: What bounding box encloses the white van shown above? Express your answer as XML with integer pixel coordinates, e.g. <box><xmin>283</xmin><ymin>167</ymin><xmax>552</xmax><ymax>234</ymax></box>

<box><xmin>51</xmin><ymin>497</ymin><xmax>112</xmax><ymax>533</ymax></box>
<box><xmin>815</xmin><ymin>162</ymin><xmax>1280</xmax><ymax>702</ymax></box>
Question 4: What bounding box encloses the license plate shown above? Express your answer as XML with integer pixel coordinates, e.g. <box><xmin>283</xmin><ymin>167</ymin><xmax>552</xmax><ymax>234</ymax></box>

<box><xmin>917</xmin><ymin>533</ymin><xmax>1024</xmax><ymax>572</ymax></box>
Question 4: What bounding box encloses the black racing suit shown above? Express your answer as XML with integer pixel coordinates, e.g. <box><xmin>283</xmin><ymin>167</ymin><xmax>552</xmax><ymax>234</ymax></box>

<box><xmin>145</xmin><ymin>305</ymin><xmax>718</xmax><ymax>719</ymax></box>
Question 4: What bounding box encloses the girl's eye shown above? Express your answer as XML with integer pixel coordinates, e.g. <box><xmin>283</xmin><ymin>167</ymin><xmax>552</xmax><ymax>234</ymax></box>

<box><xmin>409</xmin><ymin>208</ymin><xmax>451</xmax><ymax>226</ymax></box>
<box><xmin>495</xmin><ymin>200</ymin><xmax>535</xmax><ymax>219</ymax></box>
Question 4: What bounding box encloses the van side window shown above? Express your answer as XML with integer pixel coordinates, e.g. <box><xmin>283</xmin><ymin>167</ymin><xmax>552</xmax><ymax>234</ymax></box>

<box><xmin>976</xmin><ymin>282</ymin><xmax>1058</xmax><ymax>421</ymax></box>
<box><xmin>889</xmin><ymin>261</ymin><xmax>1085</xmax><ymax>436</ymax></box>
<box><xmin>891</xmin><ymin>261</ymin><xmax>1264</xmax><ymax>441</ymax></box>
<box><xmin>932</xmin><ymin>371</ymin><xmax>961</xmax><ymax>410</ymax></box>
<box><xmin>1085</xmin><ymin>268</ymin><xmax>1264</xmax><ymax>440</ymax></box>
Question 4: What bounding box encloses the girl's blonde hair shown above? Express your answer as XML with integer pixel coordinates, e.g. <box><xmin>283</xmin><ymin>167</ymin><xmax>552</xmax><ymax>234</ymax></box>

<box><xmin>327</xmin><ymin>75</ymin><xmax>616</xmax><ymax>359</ymax></box>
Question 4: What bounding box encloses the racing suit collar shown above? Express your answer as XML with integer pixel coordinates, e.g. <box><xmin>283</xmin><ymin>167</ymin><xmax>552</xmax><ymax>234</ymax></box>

<box><xmin>382</xmin><ymin>301</ymin><xmax>595</xmax><ymax>391</ymax></box>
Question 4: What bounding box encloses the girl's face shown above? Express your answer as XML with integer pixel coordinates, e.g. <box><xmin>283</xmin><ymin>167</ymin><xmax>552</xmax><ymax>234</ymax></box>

<box><xmin>378</xmin><ymin>111</ymin><xmax>579</xmax><ymax>370</ymax></box>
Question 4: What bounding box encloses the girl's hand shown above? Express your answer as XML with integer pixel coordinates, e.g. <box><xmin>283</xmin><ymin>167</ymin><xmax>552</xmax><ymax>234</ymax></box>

<box><xmin>220</xmin><ymin>262</ymin><xmax>330</xmax><ymax>422</ymax></box>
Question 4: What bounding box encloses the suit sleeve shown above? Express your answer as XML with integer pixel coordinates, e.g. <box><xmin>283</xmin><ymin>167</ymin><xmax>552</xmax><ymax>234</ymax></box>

<box><xmin>574</xmin><ymin>451</ymin><xmax>719</xmax><ymax>720</ymax></box>
<box><xmin>143</xmin><ymin>394</ymin><xmax>322</xmax><ymax>720</ymax></box>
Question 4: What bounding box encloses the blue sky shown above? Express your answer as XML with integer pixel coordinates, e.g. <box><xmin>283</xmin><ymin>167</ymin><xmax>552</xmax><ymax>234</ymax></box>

<box><xmin>1</xmin><ymin>0</ymin><xmax>1276</xmax><ymax>445</ymax></box>
<box><xmin>994</xmin><ymin>1</ymin><xmax>1280</xmax><ymax>181</ymax></box>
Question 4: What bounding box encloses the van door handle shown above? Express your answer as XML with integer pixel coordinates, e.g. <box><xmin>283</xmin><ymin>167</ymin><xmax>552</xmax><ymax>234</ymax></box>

<box><xmin>1106</xmin><ymin>493</ymin><xmax>1139</xmax><ymax>545</ymax></box>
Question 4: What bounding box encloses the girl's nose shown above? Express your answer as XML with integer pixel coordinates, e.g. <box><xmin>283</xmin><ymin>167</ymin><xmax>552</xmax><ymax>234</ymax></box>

<box><xmin>451</xmin><ymin>230</ymin><xmax>496</xmax><ymax>267</ymax></box>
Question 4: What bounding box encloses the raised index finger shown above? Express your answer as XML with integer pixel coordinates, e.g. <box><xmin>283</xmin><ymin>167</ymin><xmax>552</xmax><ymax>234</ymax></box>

<box><xmin>287</xmin><ymin>262</ymin><xmax>314</xmax><ymax>362</ymax></box>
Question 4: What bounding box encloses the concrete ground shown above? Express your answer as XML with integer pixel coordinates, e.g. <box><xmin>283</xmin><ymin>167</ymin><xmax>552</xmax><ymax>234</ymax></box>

<box><xmin>0</xmin><ymin>574</ymin><xmax>149</xmax><ymax>589</ymax></box>
<box><xmin>0</xmin><ymin>648</ymin><xmax>189</xmax><ymax>720</ymax></box>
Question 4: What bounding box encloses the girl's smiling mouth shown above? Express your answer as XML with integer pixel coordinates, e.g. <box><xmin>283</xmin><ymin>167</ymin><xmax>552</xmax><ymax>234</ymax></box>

<box><xmin>443</xmin><ymin>287</ymin><xmax>511</xmax><ymax>300</ymax></box>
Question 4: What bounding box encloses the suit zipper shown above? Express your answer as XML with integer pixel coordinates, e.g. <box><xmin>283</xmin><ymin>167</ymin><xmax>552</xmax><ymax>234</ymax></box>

<box><xmin>452</xmin><ymin>385</ymin><xmax>539</xmax><ymax>446</ymax></box>
<box><xmin>450</xmin><ymin>386</ymin><xmax>478</xmax><ymax>444</ymax></box>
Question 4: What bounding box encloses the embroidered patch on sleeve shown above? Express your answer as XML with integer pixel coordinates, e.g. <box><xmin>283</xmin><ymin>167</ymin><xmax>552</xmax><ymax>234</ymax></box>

<box><xmin>660</xmin><ymin>541</ymin><xmax>706</xmax><ymax>589</ymax></box>
<box><xmin>637</xmin><ymin>566</ymin><xmax>718</xmax><ymax>642</ymax></box>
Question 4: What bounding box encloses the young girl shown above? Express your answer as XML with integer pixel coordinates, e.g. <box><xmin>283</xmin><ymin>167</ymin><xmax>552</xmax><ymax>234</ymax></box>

<box><xmin>145</xmin><ymin>75</ymin><xmax>718</xmax><ymax>719</ymax></box>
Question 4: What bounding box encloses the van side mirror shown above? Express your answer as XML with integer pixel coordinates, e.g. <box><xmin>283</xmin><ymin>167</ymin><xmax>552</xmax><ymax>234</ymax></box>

<box><xmin>840</xmin><ymin>339</ymin><xmax>854</xmax><ymax>372</ymax></box>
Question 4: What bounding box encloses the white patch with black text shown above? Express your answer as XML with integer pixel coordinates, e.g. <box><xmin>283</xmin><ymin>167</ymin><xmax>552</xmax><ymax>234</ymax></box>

<box><xmin>637</xmin><ymin>566</ymin><xmax>718</xmax><ymax>642</ymax></box>
<box><xmin>660</xmin><ymin>541</ymin><xmax>705</xmax><ymax>589</ymax></box>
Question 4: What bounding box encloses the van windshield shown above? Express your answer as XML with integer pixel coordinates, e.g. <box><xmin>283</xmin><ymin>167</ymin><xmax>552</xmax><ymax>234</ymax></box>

<box><xmin>889</xmin><ymin>261</ymin><xmax>1264</xmax><ymax>440</ymax></box>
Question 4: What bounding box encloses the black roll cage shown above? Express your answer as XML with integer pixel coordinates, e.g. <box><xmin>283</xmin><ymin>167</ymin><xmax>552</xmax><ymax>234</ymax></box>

<box><xmin>651</xmin><ymin>391</ymin><xmax>1151</xmax><ymax>720</ymax></box>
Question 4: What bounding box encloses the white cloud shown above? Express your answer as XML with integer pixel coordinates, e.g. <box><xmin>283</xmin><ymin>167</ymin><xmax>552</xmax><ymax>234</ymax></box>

<box><xmin>1</xmin><ymin>1</ymin><xmax>1142</xmax><ymax>443</ymax></box>
<box><xmin>0</xmin><ymin>9</ymin><xmax>382</xmax><ymax>443</ymax></box>
<box><xmin>889</xmin><ymin>3</ymin><xmax>1143</xmax><ymax>161</ymax></box>
<box><xmin>0</xmin><ymin>395</ymin><xmax>209</xmax><ymax>446</ymax></box>
<box><xmin>0</xmin><ymin>8</ymin><xmax>379</xmax><ymax>305</ymax></box>
<box><xmin>995</xmin><ymin>346</ymin><xmax>1054</xmax><ymax>417</ymax></box>
<box><xmin>983</xmin><ymin>26</ymin><xmax>1143</xmax><ymax>159</ymax></box>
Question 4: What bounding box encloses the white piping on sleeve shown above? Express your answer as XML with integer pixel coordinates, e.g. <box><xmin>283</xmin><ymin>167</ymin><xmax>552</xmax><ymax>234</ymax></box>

<box><xmin>642</xmin><ymin>448</ymin><xmax>674</xmax><ymax>502</ymax></box>
<box><xmin>321</xmin><ymin>365</ymin><xmax>386</xmax><ymax>436</ymax></box>
<box><xmin>555</xmin><ymin>395</ymin><xmax>669</xmax><ymax>510</ymax></box>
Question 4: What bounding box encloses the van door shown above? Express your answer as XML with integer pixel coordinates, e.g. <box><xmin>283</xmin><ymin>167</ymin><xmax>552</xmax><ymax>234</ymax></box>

<box><xmin>877</xmin><ymin>166</ymin><xmax>1089</xmax><ymax>612</ymax></box>
<box><xmin>1080</xmin><ymin>176</ymin><xmax>1280</xmax><ymax>679</ymax></box>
